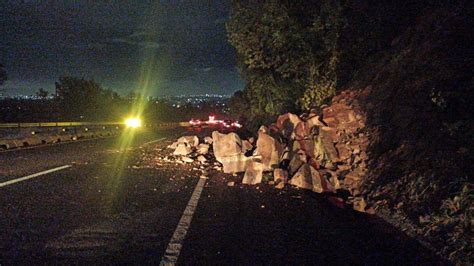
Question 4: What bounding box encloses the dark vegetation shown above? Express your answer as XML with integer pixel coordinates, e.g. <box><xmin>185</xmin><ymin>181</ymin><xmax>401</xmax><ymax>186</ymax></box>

<box><xmin>227</xmin><ymin>0</ymin><xmax>468</xmax><ymax>130</ymax></box>
<box><xmin>227</xmin><ymin>0</ymin><xmax>472</xmax><ymax>263</ymax></box>
<box><xmin>0</xmin><ymin>64</ymin><xmax>6</xmax><ymax>88</ymax></box>
<box><xmin>0</xmin><ymin>76</ymin><xmax>227</xmax><ymax>123</ymax></box>
<box><xmin>356</xmin><ymin>7</ymin><xmax>473</xmax><ymax>263</ymax></box>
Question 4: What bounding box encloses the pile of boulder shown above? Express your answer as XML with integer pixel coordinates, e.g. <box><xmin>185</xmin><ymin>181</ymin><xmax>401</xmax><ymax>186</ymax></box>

<box><xmin>168</xmin><ymin>95</ymin><xmax>369</xmax><ymax>210</ymax></box>
<box><xmin>167</xmin><ymin>136</ymin><xmax>212</xmax><ymax>164</ymax></box>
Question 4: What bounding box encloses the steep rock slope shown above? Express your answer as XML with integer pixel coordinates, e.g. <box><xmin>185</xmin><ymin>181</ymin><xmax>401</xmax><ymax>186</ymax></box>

<box><xmin>340</xmin><ymin>5</ymin><xmax>473</xmax><ymax>263</ymax></box>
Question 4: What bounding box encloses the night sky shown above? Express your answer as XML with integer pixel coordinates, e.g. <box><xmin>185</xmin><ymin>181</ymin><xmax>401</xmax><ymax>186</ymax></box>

<box><xmin>0</xmin><ymin>0</ymin><xmax>243</xmax><ymax>97</ymax></box>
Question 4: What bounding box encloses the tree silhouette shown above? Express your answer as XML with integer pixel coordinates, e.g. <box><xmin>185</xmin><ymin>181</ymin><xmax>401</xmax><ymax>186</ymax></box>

<box><xmin>36</xmin><ymin>88</ymin><xmax>49</xmax><ymax>99</ymax></box>
<box><xmin>0</xmin><ymin>63</ymin><xmax>7</xmax><ymax>92</ymax></box>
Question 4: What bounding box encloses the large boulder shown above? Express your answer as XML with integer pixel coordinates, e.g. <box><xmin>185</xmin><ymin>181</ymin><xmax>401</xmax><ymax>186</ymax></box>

<box><xmin>311</xmin><ymin>169</ymin><xmax>336</xmax><ymax>193</ymax></box>
<box><xmin>212</xmin><ymin>131</ymin><xmax>243</xmax><ymax>163</ymax></box>
<box><xmin>320</xmin><ymin>169</ymin><xmax>341</xmax><ymax>190</ymax></box>
<box><xmin>317</xmin><ymin>127</ymin><xmax>339</xmax><ymax>162</ymax></box>
<box><xmin>255</xmin><ymin>132</ymin><xmax>283</xmax><ymax>171</ymax></box>
<box><xmin>220</xmin><ymin>153</ymin><xmax>253</xmax><ymax>173</ymax></box>
<box><xmin>276</xmin><ymin>113</ymin><xmax>302</xmax><ymax>130</ymax></box>
<box><xmin>288</xmin><ymin>155</ymin><xmax>305</xmax><ymax>176</ymax></box>
<box><xmin>242</xmin><ymin>161</ymin><xmax>263</xmax><ymax>185</ymax></box>
<box><xmin>289</xmin><ymin>164</ymin><xmax>314</xmax><ymax>190</ymax></box>
<box><xmin>276</xmin><ymin>113</ymin><xmax>302</xmax><ymax>139</ymax></box>
<box><xmin>177</xmin><ymin>136</ymin><xmax>199</xmax><ymax>148</ymax></box>
<box><xmin>289</xmin><ymin>164</ymin><xmax>334</xmax><ymax>193</ymax></box>
<box><xmin>293</xmin><ymin>121</ymin><xmax>311</xmax><ymax>141</ymax></box>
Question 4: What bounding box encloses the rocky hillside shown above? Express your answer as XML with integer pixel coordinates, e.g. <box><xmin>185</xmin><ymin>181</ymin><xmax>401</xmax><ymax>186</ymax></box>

<box><xmin>332</xmin><ymin>6</ymin><xmax>473</xmax><ymax>264</ymax></box>
<box><xmin>225</xmin><ymin>2</ymin><xmax>472</xmax><ymax>264</ymax></box>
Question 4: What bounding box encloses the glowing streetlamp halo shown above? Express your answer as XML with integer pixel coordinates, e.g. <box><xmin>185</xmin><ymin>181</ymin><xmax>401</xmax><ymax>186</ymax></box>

<box><xmin>125</xmin><ymin>117</ymin><xmax>142</xmax><ymax>128</ymax></box>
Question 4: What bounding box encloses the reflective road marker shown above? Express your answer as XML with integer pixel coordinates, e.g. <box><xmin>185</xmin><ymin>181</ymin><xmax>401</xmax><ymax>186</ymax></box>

<box><xmin>160</xmin><ymin>176</ymin><xmax>207</xmax><ymax>265</ymax></box>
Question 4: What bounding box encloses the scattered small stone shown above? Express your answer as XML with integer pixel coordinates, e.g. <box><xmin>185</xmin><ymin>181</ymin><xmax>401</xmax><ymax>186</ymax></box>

<box><xmin>353</xmin><ymin>197</ymin><xmax>367</xmax><ymax>212</ymax></box>
<box><xmin>181</xmin><ymin>156</ymin><xmax>194</xmax><ymax>163</ymax></box>
<box><xmin>197</xmin><ymin>155</ymin><xmax>207</xmax><ymax>163</ymax></box>
<box><xmin>227</xmin><ymin>181</ymin><xmax>235</xmax><ymax>187</ymax></box>
<box><xmin>242</xmin><ymin>161</ymin><xmax>263</xmax><ymax>185</ymax></box>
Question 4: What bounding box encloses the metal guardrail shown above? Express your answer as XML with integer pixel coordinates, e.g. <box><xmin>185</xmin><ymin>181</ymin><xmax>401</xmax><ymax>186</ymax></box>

<box><xmin>0</xmin><ymin>121</ymin><xmax>191</xmax><ymax>151</ymax></box>
<box><xmin>0</xmin><ymin>121</ymin><xmax>189</xmax><ymax>128</ymax></box>
<box><xmin>0</xmin><ymin>122</ymin><xmax>123</xmax><ymax>128</ymax></box>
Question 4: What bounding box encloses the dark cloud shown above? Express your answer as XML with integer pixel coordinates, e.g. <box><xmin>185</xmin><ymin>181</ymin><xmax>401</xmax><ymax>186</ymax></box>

<box><xmin>0</xmin><ymin>0</ymin><xmax>243</xmax><ymax>96</ymax></box>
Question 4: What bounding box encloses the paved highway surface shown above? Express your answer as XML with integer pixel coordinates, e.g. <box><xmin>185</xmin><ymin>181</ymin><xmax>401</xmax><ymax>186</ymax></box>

<box><xmin>0</xmin><ymin>128</ymin><xmax>444</xmax><ymax>265</ymax></box>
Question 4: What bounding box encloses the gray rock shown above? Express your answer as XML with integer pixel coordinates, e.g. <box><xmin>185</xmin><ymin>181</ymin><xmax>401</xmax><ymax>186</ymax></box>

<box><xmin>212</xmin><ymin>131</ymin><xmax>243</xmax><ymax>163</ymax></box>
<box><xmin>288</xmin><ymin>156</ymin><xmax>305</xmax><ymax>176</ymax></box>
<box><xmin>181</xmin><ymin>156</ymin><xmax>194</xmax><ymax>163</ymax></box>
<box><xmin>220</xmin><ymin>154</ymin><xmax>253</xmax><ymax>173</ymax></box>
<box><xmin>173</xmin><ymin>143</ymin><xmax>192</xmax><ymax>156</ymax></box>
<box><xmin>255</xmin><ymin>132</ymin><xmax>283</xmax><ymax>171</ymax></box>
<box><xmin>306</xmin><ymin>115</ymin><xmax>325</xmax><ymax>128</ymax></box>
<box><xmin>168</xmin><ymin>142</ymin><xmax>179</xmax><ymax>149</ymax></box>
<box><xmin>204</xmin><ymin>136</ymin><xmax>213</xmax><ymax>144</ymax></box>
<box><xmin>197</xmin><ymin>155</ymin><xmax>207</xmax><ymax>163</ymax></box>
<box><xmin>274</xmin><ymin>168</ymin><xmax>288</xmax><ymax>183</ymax></box>
<box><xmin>289</xmin><ymin>164</ymin><xmax>314</xmax><ymax>190</ymax></box>
<box><xmin>258</xmin><ymin>125</ymin><xmax>269</xmax><ymax>134</ymax></box>
<box><xmin>242</xmin><ymin>161</ymin><xmax>263</xmax><ymax>185</ymax></box>
<box><xmin>177</xmin><ymin>136</ymin><xmax>199</xmax><ymax>147</ymax></box>
<box><xmin>242</xmin><ymin>140</ymin><xmax>253</xmax><ymax>153</ymax></box>
<box><xmin>197</xmin><ymin>143</ymin><xmax>210</xmax><ymax>154</ymax></box>
<box><xmin>276</xmin><ymin>113</ymin><xmax>302</xmax><ymax>139</ymax></box>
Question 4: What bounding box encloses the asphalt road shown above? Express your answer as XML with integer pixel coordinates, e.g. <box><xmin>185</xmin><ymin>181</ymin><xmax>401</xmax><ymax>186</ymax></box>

<box><xmin>0</xmin><ymin>128</ymin><xmax>445</xmax><ymax>265</ymax></box>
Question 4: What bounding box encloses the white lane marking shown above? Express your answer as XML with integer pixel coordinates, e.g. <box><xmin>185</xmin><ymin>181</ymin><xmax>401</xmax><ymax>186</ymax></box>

<box><xmin>160</xmin><ymin>176</ymin><xmax>207</xmax><ymax>265</ymax></box>
<box><xmin>0</xmin><ymin>165</ymin><xmax>72</xmax><ymax>188</ymax></box>
<box><xmin>140</xmin><ymin>137</ymin><xmax>166</xmax><ymax>148</ymax></box>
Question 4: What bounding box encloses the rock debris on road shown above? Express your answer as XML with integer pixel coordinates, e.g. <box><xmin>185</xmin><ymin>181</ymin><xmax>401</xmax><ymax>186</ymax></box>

<box><xmin>0</xmin><ymin>129</ymin><xmax>443</xmax><ymax>265</ymax></box>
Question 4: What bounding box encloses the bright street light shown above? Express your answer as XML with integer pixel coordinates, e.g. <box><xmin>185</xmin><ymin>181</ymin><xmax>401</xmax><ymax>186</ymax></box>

<box><xmin>125</xmin><ymin>117</ymin><xmax>142</xmax><ymax>128</ymax></box>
